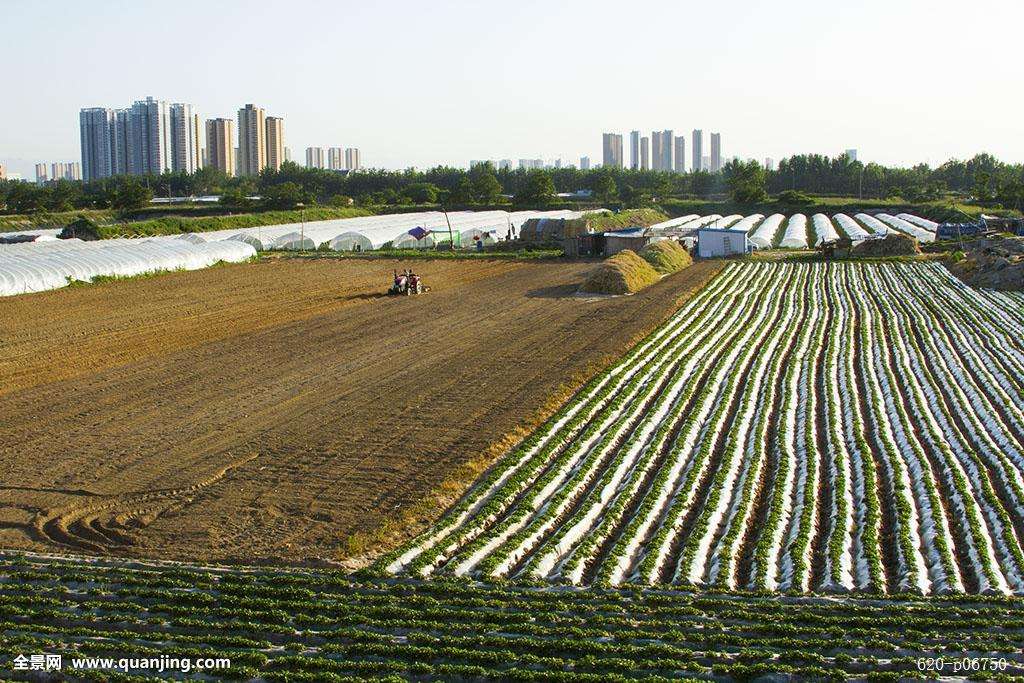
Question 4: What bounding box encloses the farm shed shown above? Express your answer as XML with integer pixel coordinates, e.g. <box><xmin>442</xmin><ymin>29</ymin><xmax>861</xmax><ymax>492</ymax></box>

<box><xmin>604</xmin><ymin>228</ymin><xmax>656</xmax><ymax>256</ymax></box>
<box><xmin>520</xmin><ymin>217</ymin><xmax>590</xmax><ymax>242</ymax></box>
<box><xmin>696</xmin><ymin>227</ymin><xmax>752</xmax><ymax>258</ymax></box>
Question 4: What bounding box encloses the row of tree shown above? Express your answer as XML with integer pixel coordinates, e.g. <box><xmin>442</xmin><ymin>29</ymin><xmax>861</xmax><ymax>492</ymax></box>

<box><xmin>2</xmin><ymin>153</ymin><xmax>1022</xmax><ymax>215</ymax></box>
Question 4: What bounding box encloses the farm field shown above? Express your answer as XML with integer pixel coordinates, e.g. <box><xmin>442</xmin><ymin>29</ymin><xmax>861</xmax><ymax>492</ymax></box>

<box><xmin>0</xmin><ymin>257</ymin><xmax>723</xmax><ymax>564</ymax></box>
<box><xmin>1</xmin><ymin>553</ymin><xmax>1022</xmax><ymax>681</ymax></box>
<box><xmin>387</xmin><ymin>262</ymin><xmax>1024</xmax><ymax>596</ymax></box>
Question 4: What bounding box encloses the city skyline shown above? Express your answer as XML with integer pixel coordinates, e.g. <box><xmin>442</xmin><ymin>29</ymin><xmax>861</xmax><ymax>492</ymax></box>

<box><xmin>3</xmin><ymin>0</ymin><xmax>1022</xmax><ymax>177</ymax></box>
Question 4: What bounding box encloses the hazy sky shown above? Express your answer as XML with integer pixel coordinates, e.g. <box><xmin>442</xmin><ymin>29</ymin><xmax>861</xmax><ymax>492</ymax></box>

<box><xmin>2</xmin><ymin>0</ymin><xmax>1021</xmax><ymax>177</ymax></box>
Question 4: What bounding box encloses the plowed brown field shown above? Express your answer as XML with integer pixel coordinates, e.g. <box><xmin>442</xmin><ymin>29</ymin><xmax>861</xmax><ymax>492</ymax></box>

<box><xmin>0</xmin><ymin>257</ymin><xmax>722</xmax><ymax>565</ymax></box>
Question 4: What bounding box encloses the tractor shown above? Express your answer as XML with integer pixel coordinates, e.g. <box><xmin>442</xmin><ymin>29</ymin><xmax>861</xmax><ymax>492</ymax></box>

<box><xmin>388</xmin><ymin>269</ymin><xmax>428</xmax><ymax>296</ymax></box>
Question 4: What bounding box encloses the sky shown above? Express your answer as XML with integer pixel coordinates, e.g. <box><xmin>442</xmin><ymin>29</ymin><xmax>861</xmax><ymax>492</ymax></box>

<box><xmin>2</xmin><ymin>0</ymin><xmax>1022</xmax><ymax>177</ymax></box>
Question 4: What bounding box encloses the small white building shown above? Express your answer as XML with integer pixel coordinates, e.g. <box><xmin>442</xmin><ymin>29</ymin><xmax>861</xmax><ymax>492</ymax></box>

<box><xmin>696</xmin><ymin>226</ymin><xmax>753</xmax><ymax>258</ymax></box>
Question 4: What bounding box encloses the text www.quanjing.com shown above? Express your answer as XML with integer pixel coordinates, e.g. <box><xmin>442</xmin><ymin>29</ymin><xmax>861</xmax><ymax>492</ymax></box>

<box><xmin>70</xmin><ymin>656</ymin><xmax>231</xmax><ymax>673</ymax></box>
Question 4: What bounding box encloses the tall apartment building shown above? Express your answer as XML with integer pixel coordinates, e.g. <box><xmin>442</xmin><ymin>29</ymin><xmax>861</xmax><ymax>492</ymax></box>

<box><xmin>499</xmin><ymin>159</ymin><xmax>512</xmax><ymax>170</ymax></box>
<box><xmin>629</xmin><ymin>130</ymin><xmax>641</xmax><ymax>169</ymax></box>
<box><xmin>702</xmin><ymin>156</ymin><xmax>710</xmax><ymax>171</ymax></box>
<box><xmin>344</xmin><ymin>148</ymin><xmax>361</xmax><ymax>170</ymax></box>
<box><xmin>51</xmin><ymin>162</ymin><xmax>66</xmax><ymax>181</ymax></box>
<box><xmin>125</xmin><ymin>97</ymin><xmax>171</xmax><ymax>175</ymax></box>
<box><xmin>265</xmin><ymin>117</ymin><xmax>285</xmax><ymax>171</ymax></box>
<box><xmin>651</xmin><ymin>131</ymin><xmax>663</xmax><ymax>171</ymax></box>
<box><xmin>660</xmin><ymin>130</ymin><xmax>673</xmax><ymax>171</ymax></box>
<box><xmin>328</xmin><ymin>147</ymin><xmax>344</xmax><ymax>170</ymax></box>
<box><xmin>640</xmin><ymin>136</ymin><xmax>650</xmax><ymax>170</ymax></box>
<box><xmin>0</xmin><ymin>164</ymin><xmax>5</xmax><ymax>180</ymax></box>
<box><xmin>79</xmin><ymin>107</ymin><xmax>116</xmax><ymax>181</ymax></box>
<box><xmin>237</xmin><ymin>104</ymin><xmax>266</xmax><ymax>176</ymax></box>
<box><xmin>845</xmin><ymin>148</ymin><xmax>858</xmax><ymax>162</ymax></box>
<box><xmin>305</xmin><ymin>147</ymin><xmax>325</xmax><ymax>169</ymax></box>
<box><xmin>601</xmin><ymin>133</ymin><xmax>623</xmax><ymax>169</ymax></box>
<box><xmin>169</xmin><ymin>103</ymin><xmax>202</xmax><ymax>174</ymax></box>
<box><xmin>579</xmin><ymin>156</ymin><xmax>590</xmax><ymax>171</ymax></box>
<box><xmin>284</xmin><ymin>147</ymin><xmax>292</xmax><ymax>163</ymax></box>
<box><xmin>34</xmin><ymin>163</ymin><xmax>48</xmax><ymax>184</ymax></box>
<box><xmin>710</xmin><ymin>132</ymin><xmax>722</xmax><ymax>172</ymax></box>
<box><xmin>765</xmin><ymin>157</ymin><xmax>775</xmax><ymax>171</ymax></box>
<box><xmin>205</xmin><ymin>118</ymin><xmax>235</xmax><ymax>176</ymax></box>
<box><xmin>674</xmin><ymin>137</ymin><xmax>686</xmax><ymax>173</ymax></box>
<box><xmin>69</xmin><ymin>161</ymin><xmax>82</xmax><ymax>180</ymax></box>
<box><xmin>691</xmin><ymin>129</ymin><xmax>704</xmax><ymax>172</ymax></box>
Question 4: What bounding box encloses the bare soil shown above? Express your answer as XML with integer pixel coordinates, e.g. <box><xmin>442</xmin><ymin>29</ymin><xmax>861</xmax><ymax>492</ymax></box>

<box><xmin>0</xmin><ymin>258</ymin><xmax>722</xmax><ymax>565</ymax></box>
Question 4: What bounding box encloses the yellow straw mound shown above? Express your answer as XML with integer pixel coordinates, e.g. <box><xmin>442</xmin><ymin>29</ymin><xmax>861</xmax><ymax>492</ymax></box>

<box><xmin>640</xmin><ymin>239</ymin><xmax>692</xmax><ymax>274</ymax></box>
<box><xmin>581</xmin><ymin>249</ymin><xmax>661</xmax><ymax>295</ymax></box>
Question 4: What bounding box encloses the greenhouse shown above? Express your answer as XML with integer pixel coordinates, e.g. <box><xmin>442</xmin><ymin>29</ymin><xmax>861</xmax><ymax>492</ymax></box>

<box><xmin>177</xmin><ymin>233</ymin><xmax>206</xmax><ymax>244</ymax></box>
<box><xmin>460</xmin><ymin>228</ymin><xmax>500</xmax><ymax>247</ymax></box>
<box><xmin>780</xmin><ymin>214</ymin><xmax>809</xmax><ymax>248</ymax></box>
<box><xmin>227</xmin><ymin>233</ymin><xmax>265</xmax><ymax>251</ymax></box>
<box><xmin>326</xmin><ymin>232</ymin><xmax>374</xmax><ymax>252</ymax></box>
<box><xmin>271</xmin><ymin>232</ymin><xmax>317</xmax><ymax>251</ymax></box>
<box><xmin>749</xmin><ymin>214</ymin><xmax>785</xmax><ymax>249</ymax></box>
<box><xmin>811</xmin><ymin>214</ymin><xmax>840</xmax><ymax>246</ymax></box>
<box><xmin>391</xmin><ymin>232</ymin><xmax>436</xmax><ymax>249</ymax></box>
<box><xmin>897</xmin><ymin>213</ymin><xmax>939</xmax><ymax>231</ymax></box>
<box><xmin>855</xmin><ymin>213</ymin><xmax>897</xmax><ymax>237</ymax></box>
<box><xmin>0</xmin><ymin>238</ymin><xmax>255</xmax><ymax>297</ymax></box>
<box><xmin>876</xmin><ymin>213</ymin><xmax>936</xmax><ymax>243</ymax></box>
<box><xmin>833</xmin><ymin>214</ymin><xmax>871</xmax><ymax>241</ymax></box>
<box><xmin>730</xmin><ymin>214</ymin><xmax>765</xmax><ymax>234</ymax></box>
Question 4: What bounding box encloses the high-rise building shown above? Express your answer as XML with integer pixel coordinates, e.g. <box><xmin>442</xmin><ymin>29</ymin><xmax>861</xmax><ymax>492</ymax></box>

<box><xmin>629</xmin><ymin>130</ymin><xmax>641</xmax><ymax>169</ymax></box>
<box><xmin>651</xmin><ymin>131</ymin><xmax>663</xmax><ymax>171</ymax></box>
<box><xmin>499</xmin><ymin>159</ymin><xmax>512</xmax><ymax>170</ymax></box>
<box><xmin>691</xmin><ymin>129</ymin><xmax>704</xmax><ymax>172</ymax></box>
<box><xmin>69</xmin><ymin>162</ymin><xmax>82</xmax><ymax>180</ymax></box>
<box><xmin>344</xmin><ymin>148</ymin><xmax>361</xmax><ymax>170</ymax></box>
<box><xmin>305</xmin><ymin>147</ymin><xmax>325</xmax><ymax>169</ymax></box>
<box><xmin>284</xmin><ymin>147</ymin><xmax>292</xmax><ymax>163</ymax></box>
<box><xmin>205</xmin><ymin>118</ymin><xmax>235</xmax><ymax>176</ymax></box>
<box><xmin>328</xmin><ymin>147</ymin><xmax>344</xmax><ymax>170</ymax></box>
<box><xmin>79</xmin><ymin>107</ymin><xmax>116</xmax><ymax>181</ymax></box>
<box><xmin>51</xmin><ymin>162</ymin><xmax>67</xmax><ymax>181</ymax></box>
<box><xmin>237</xmin><ymin>104</ymin><xmax>266</xmax><ymax>176</ymax></box>
<box><xmin>674</xmin><ymin>137</ymin><xmax>686</xmax><ymax>173</ymax></box>
<box><xmin>710</xmin><ymin>132</ymin><xmax>722</xmax><ymax>172</ymax></box>
<box><xmin>34</xmin><ymin>163</ymin><xmax>48</xmax><ymax>184</ymax></box>
<box><xmin>169</xmin><ymin>103</ymin><xmax>201</xmax><ymax>174</ymax></box>
<box><xmin>765</xmin><ymin>157</ymin><xmax>775</xmax><ymax>171</ymax></box>
<box><xmin>125</xmin><ymin>97</ymin><xmax>171</xmax><ymax>175</ymax></box>
<box><xmin>0</xmin><ymin>164</ymin><xmax>6</xmax><ymax>180</ymax></box>
<box><xmin>601</xmin><ymin>133</ymin><xmax>623</xmax><ymax>168</ymax></box>
<box><xmin>112</xmin><ymin>109</ymin><xmax>130</xmax><ymax>175</ymax></box>
<box><xmin>265</xmin><ymin>117</ymin><xmax>285</xmax><ymax>171</ymax></box>
<box><xmin>660</xmin><ymin>130</ymin><xmax>673</xmax><ymax>171</ymax></box>
<box><xmin>845</xmin><ymin>148</ymin><xmax>858</xmax><ymax>162</ymax></box>
<box><xmin>702</xmin><ymin>155</ymin><xmax>710</xmax><ymax>170</ymax></box>
<box><xmin>640</xmin><ymin>136</ymin><xmax>650</xmax><ymax>170</ymax></box>
<box><xmin>579</xmin><ymin>156</ymin><xmax>590</xmax><ymax>171</ymax></box>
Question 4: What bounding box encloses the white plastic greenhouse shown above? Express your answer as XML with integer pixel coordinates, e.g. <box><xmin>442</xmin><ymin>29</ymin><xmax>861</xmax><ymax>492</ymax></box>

<box><xmin>177</xmin><ymin>233</ymin><xmax>206</xmax><ymax>244</ymax></box>
<box><xmin>876</xmin><ymin>213</ymin><xmax>935</xmax><ymax>243</ymax></box>
<box><xmin>326</xmin><ymin>232</ymin><xmax>374</xmax><ymax>252</ymax></box>
<box><xmin>647</xmin><ymin>214</ymin><xmax>700</xmax><ymax>233</ymax></box>
<box><xmin>749</xmin><ymin>214</ymin><xmax>785</xmax><ymax>249</ymax></box>
<box><xmin>227</xmin><ymin>233</ymin><xmax>265</xmax><ymax>251</ymax></box>
<box><xmin>832</xmin><ymin>214</ymin><xmax>871</xmax><ymax>241</ymax></box>
<box><xmin>780</xmin><ymin>214</ymin><xmax>809</xmax><ymax>249</ymax></box>
<box><xmin>271</xmin><ymin>232</ymin><xmax>317</xmax><ymax>251</ymax></box>
<box><xmin>392</xmin><ymin>232</ymin><xmax>436</xmax><ymax>249</ymax></box>
<box><xmin>811</xmin><ymin>214</ymin><xmax>840</xmax><ymax>246</ymax></box>
<box><xmin>730</xmin><ymin>214</ymin><xmax>765</xmax><ymax>234</ymax></box>
<box><xmin>0</xmin><ymin>238</ymin><xmax>255</xmax><ymax>297</ymax></box>
<box><xmin>897</xmin><ymin>213</ymin><xmax>939</xmax><ymax>231</ymax></box>
<box><xmin>854</xmin><ymin>213</ymin><xmax>896</xmax><ymax>237</ymax></box>
<box><xmin>460</xmin><ymin>228</ymin><xmax>500</xmax><ymax>247</ymax></box>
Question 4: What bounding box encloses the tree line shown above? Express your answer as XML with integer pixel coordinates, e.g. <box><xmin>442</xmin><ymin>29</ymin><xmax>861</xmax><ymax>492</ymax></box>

<box><xmin>2</xmin><ymin>152</ymin><xmax>1022</xmax><ymax>215</ymax></box>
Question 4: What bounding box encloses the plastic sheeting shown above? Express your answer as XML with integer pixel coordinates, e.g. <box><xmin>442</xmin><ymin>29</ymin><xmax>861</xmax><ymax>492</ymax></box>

<box><xmin>877</xmin><ymin>213</ymin><xmax>936</xmax><ymax>243</ymax></box>
<box><xmin>854</xmin><ymin>213</ymin><xmax>896</xmax><ymax>237</ymax></box>
<box><xmin>177</xmin><ymin>233</ymin><xmax>206</xmax><ymax>244</ymax></box>
<box><xmin>227</xmin><ymin>233</ymin><xmax>264</xmax><ymax>251</ymax></box>
<box><xmin>749</xmin><ymin>214</ymin><xmax>785</xmax><ymax>249</ymax></box>
<box><xmin>780</xmin><ymin>214</ymin><xmax>809</xmax><ymax>248</ymax></box>
<box><xmin>392</xmin><ymin>232</ymin><xmax>436</xmax><ymax>249</ymax></box>
<box><xmin>897</xmin><ymin>213</ymin><xmax>939</xmax><ymax>231</ymax></box>
<box><xmin>460</xmin><ymin>228</ymin><xmax>500</xmax><ymax>247</ymax></box>
<box><xmin>0</xmin><ymin>238</ymin><xmax>255</xmax><ymax>297</ymax></box>
<box><xmin>832</xmin><ymin>214</ymin><xmax>871</xmax><ymax>241</ymax></box>
<box><xmin>647</xmin><ymin>214</ymin><xmax>700</xmax><ymax>233</ymax></box>
<box><xmin>812</xmin><ymin>214</ymin><xmax>840</xmax><ymax>246</ymax></box>
<box><xmin>730</xmin><ymin>214</ymin><xmax>765</xmax><ymax>233</ymax></box>
<box><xmin>326</xmin><ymin>232</ymin><xmax>374</xmax><ymax>252</ymax></box>
<box><xmin>271</xmin><ymin>232</ymin><xmax>317</xmax><ymax>250</ymax></box>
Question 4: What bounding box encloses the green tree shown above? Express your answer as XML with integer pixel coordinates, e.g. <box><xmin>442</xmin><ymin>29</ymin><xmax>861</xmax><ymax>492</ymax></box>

<box><xmin>111</xmin><ymin>180</ymin><xmax>153</xmax><ymax>212</ymax></box>
<box><xmin>447</xmin><ymin>177</ymin><xmax>475</xmax><ymax>205</ymax></box>
<box><xmin>468</xmin><ymin>163</ymin><xmax>503</xmax><ymax>204</ymax></box>
<box><xmin>725</xmin><ymin>160</ymin><xmax>768</xmax><ymax>203</ymax></box>
<box><xmin>513</xmin><ymin>170</ymin><xmax>556</xmax><ymax>207</ymax></box>
<box><xmin>261</xmin><ymin>182</ymin><xmax>309</xmax><ymax>210</ymax></box>
<box><xmin>589</xmin><ymin>169</ymin><xmax>617</xmax><ymax>202</ymax></box>
<box><xmin>403</xmin><ymin>182</ymin><xmax>441</xmax><ymax>204</ymax></box>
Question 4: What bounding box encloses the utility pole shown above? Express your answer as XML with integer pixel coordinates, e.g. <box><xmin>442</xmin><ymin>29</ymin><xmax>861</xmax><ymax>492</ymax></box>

<box><xmin>442</xmin><ymin>205</ymin><xmax>454</xmax><ymax>250</ymax></box>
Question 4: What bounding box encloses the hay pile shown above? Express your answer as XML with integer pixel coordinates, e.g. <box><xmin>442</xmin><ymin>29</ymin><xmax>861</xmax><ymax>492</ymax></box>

<box><xmin>640</xmin><ymin>239</ymin><xmax>692</xmax><ymax>274</ymax></box>
<box><xmin>852</xmin><ymin>233</ymin><xmax>920</xmax><ymax>257</ymax></box>
<box><xmin>580</xmin><ymin>249</ymin><xmax>660</xmax><ymax>295</ymax></box>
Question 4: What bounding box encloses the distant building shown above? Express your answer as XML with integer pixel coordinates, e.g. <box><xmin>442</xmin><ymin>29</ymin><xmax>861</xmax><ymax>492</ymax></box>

<box><xmin>499</xmin><ymin>159</ymin><xmax>512</xmax><ymax>170</ymax></box>
<box><xmin>673</xmin><ymin>137</ymin><xmax>686</xmax><ymax>173</ymax></box>
<box><xmin>0</xmin><ymin>164</ymin><xmax>5</xmax><ymax>180</ymax></box>
<box><xmin>845</xmin><ymin>148</ymin><xmax>858</xmax><ymax>162</ymax></box>
<box><xmin>765</xmin><ymin>157</ymin><xmax>775</xmax><ymax>171</ymax></box>
<box><xmin>265</xmin><ymin>117</ymin><xmax>285</xmax><ymax>171</ymax></box>
<box><xmin>601</xmin><ymin>133</ymin><xmax>623</xmax><ymax>168</ymax></box>
<box><xmin>692</xmin><ymin>129</ymin><xmax>704</xmax><ymax>172</ymax></box>
<box><xmin>470</xmin><ymin>159</ymin><xmax>489</xmax><ymax>168</ymax></box>
<box><xmin>651</xmin><ymin>131</ymin><xmax>663</xmax><ymax>171</ymax></box>
<box><xmin>205</xmin><ymin>118</ymin><xmax>235</xmax><ymax>176</ymax></box>
<box><xmin>284</xmin><ymin>147</ymin><xmax>292</xmax><ymax>163</ymax></box>
<box><xmin>126</xmin><ymin>97</ymin><xmax>171</xmax><ymax>175</ymax></box>
<box><xmin>237</xmin><ymin>104</ymin><xmax>266</xmax><ymax>176</ymax></box>
<box><xmin>710</xmin><ymin>132</ymin><xmax>722</xmax><ymax>172</ymax></box>
<box><xmin>629</xmin><ymin>130</ymin><xmax>640</xmax><ymax>169</ymax></box>
<box><xmin>47</xmin><ymin>162</ymin><xmax>79</xmax><ymax>181</ymax></box>
<box><xmin>305</xmin><ymin>146</ymin><xmax>325</xmax><ymax>169</ymax></box>
<box><xmin>329</xmin><ymin>147</ymin><xmax>345</xmax><ymax>170</ymax></box>
<box><xmin>518</xmin><ymin>158</ymin><xmax>543</xmax><ymax>170</ymax></box>
<box><xmin>702</xmin><ymin>156</ymin><xmax>710</xmax><ymax>170</ymax></box>
<box><xmin>34</xmin><ymin>163</ymin><xmax>48</xmax><ymax>184</ymax></box>
<box><xmin>169</xmin><ymin>103</ymin><xmax>202</xmax><ymax>174</ymax></box>
<box><xmin>344</xmin><ymin>147</ymin><xmax>361</xmax><ymax>170</ymax></box>
<box><xmin>660</xmin><ymin>130</ymin><xmax>673</xmax><ymax>171</ymax></box>
<box><xmin>579</xmin><ymin>156</ymin><xmax>590</xmax><ymax>171</ymax></box>
<box><xmin>640</xmin><ymin>136</ymin><xmax>649</xmax><ymax>170</ymax></box>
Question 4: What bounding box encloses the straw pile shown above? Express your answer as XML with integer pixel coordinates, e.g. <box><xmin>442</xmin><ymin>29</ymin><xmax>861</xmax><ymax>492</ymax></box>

<box><xmin>640</xmin><ymin>239</ymin><xmax>692</xmax><ymax>274</ymax></box>
<box><xmin>852</xmin><ymin>233</ymin><xmax>920</xmax><ymax>257</ymax></box>
<box><xmin>580</xmin><ymin>249</ymin><xmax>661</xmax><ymax>295</ymax></box>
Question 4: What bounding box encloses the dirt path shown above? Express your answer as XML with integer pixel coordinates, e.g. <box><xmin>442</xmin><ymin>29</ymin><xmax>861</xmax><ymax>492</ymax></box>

<box><xmin>0</xmin><ymin>258</ymin><xmax>723</xmax><ymax>565</ymax></box>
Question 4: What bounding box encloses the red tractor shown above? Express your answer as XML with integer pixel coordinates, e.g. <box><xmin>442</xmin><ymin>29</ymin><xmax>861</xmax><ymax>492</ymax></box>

<box><xmin>388</xmin><ymin>269</ymin><xmax>427</xmax><ymax>296</ymax></box>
